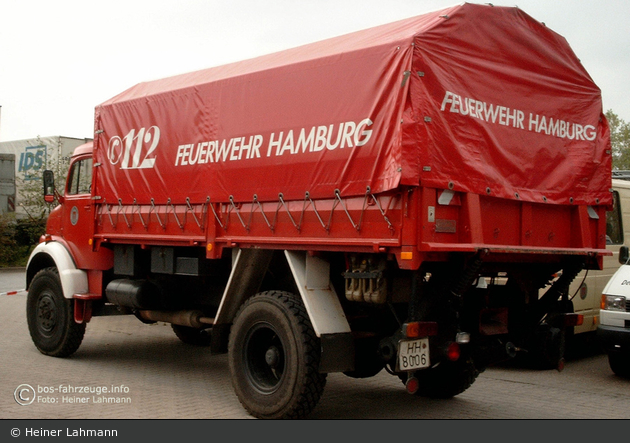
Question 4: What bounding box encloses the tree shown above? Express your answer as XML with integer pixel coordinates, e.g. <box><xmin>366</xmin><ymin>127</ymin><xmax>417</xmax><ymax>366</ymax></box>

<box><xmin>606</xmin><ymin>109</ymin><xmax>630</xmax><ymax>170</ymax></box>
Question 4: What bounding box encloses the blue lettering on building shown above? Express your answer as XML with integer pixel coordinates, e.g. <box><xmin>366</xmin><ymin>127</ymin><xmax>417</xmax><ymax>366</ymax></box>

<box><xmin>18</xmin><ymin>145</ymin><xmax>47</xmax><ymax>180</ymax></box>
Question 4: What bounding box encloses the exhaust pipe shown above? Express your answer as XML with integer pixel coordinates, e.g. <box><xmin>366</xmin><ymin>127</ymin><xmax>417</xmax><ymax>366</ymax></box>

<box><xmin>138</xmin><ymin>310</ymin><xmax>214</xmax><ymax>329</ymax></box>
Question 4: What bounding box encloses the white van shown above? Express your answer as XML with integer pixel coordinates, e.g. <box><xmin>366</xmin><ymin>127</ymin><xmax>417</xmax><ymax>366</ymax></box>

<box><xmin>597</xmin><ymin>252</ymin><xmax>630</xmax><ymax>376</ymax></box>
<box><xmin>569</xmin><ymin>177</ymin><xmax>630</xmax><ymax>336</ymax></box>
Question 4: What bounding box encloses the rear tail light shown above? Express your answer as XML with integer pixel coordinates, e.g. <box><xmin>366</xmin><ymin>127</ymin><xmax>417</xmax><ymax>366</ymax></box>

<box><xmin>446</xmin><ymin>342</ymin><xmax>461</xmax><ymax>361</ymax></box>
<box><xmin>561</xmin><ymin>313</ymin><xmax>584</xmax><ymax>327</ymax></box>
<box><xmin>402</xmin><ymin>321</ymin><xmax>438</xmax><ymax>338</ymax></box>
<box><xmin>548</xmin><ymin>312</ymin><xmax>585</xmax><ymax>328</ymax></box>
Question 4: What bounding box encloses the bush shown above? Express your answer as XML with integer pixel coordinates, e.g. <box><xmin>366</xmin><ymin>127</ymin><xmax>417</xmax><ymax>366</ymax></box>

<box><xmin>0</xmin><ymin>215</ymin><xmax>46</xmax><ymax>267</ymax></box>
<box><xmin>14</xmin><ymin>218</ymin><xmax>46</xmax><ymax>246</ymax></box>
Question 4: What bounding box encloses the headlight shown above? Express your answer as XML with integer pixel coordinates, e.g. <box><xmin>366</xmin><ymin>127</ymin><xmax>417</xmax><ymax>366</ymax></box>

<box><xmin>601</xmin><ymin>294</ymin><xmax>627</xmax><ymax>312</ymax></box>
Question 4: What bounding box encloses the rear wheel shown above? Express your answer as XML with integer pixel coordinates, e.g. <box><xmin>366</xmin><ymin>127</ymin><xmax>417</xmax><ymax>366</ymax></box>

<box><xmin>228</xmin><ymin>291</ymin><xmax>326</xmax><ymax>419</ymax></box>
<box><xmin>26</xmin><ymin>267</ymin><xmax>85</xmax><ymax>357</ymax></box>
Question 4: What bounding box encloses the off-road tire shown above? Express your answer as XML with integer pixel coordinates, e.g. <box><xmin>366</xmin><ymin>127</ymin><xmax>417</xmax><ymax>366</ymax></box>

<box><xmin>172</xmin><ymin>324</ymin><xmax>212</xmax><ymax>346</ymax></box>
<box><xmin>26</xmin><ymin>267</ymin><xmax>86</xmax><ymax>357</ymax></box>
<box><xmin>228</xmin><ymin>291</ymin><xmax>327</xmax><ymax>419</ymax></box>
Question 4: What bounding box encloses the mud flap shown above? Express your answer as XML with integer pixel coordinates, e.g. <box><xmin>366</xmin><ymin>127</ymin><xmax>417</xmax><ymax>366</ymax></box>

<box><xmin>285</xmin><ymin>250</ymin><xmax>354</xmax><ymax>373</ymax></box>
<box><xmin>320</xmin><ymin>333</ymin><xmax>354</xmax><ymax>373</ymax></box>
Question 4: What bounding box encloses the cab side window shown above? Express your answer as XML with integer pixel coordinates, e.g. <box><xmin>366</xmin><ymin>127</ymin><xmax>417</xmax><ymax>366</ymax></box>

<box><xmin>606</xmin><ymin>190</ymin><xmax>623</xmax><ymax>245</ymax></box>
<box><xmin>66</xmin><ymin>158</ymin><xmax>93</xmax><ymax>195</ymax></box>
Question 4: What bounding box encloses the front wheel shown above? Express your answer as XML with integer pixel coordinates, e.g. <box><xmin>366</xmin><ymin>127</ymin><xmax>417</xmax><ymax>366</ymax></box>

<box><xmin>26</xmin><ymin>267</ymin><xmax>86</xmax><ymax>357</ymax></box>
<box><xmin>608</xmin><ymin>352</ymin><xmax>630</xmax><ymax>378</ymax></box>
<box><xmin>228</xmin><ymin>291</ymin><xmax>327</xmax><ymax>419</ymax></box>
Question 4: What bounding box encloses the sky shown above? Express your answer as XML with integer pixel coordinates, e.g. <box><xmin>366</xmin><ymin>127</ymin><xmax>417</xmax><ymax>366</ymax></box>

<box><xmin>0</xmin><ymin>0</ymin><xmax>629</xmax><ymax>142</ymax></box>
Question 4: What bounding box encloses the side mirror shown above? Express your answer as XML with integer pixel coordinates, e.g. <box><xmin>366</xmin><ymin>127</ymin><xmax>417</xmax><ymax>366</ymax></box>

<box><xmin>43</xmin><ymin>170</ymin><xmax>56</xmax><ymax>203</ymax></box>
<box><xmin>619</xmin><ymin>246</ymin><xmax>629</xmax><ymax>265</ymax></box>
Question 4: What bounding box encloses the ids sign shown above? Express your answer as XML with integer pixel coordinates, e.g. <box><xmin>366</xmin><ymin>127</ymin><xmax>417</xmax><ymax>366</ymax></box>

<box><xmin>18</xmin><ymin>145</ymin><xmax>47</xmax><ymax>180</ymax></box>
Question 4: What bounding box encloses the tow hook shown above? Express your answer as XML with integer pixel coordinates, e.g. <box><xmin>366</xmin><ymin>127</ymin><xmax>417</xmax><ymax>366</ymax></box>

<box><xmin>506</xmin><ymin>342</ymin><xmax>519</xmax><ymax>359</ymax></box>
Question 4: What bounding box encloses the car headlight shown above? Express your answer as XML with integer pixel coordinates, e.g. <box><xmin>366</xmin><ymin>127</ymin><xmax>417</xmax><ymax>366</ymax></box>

<box><xmin>601</xmin><ymin>294</ymin><xmax>627</xmax><ymax>312</ymax></box>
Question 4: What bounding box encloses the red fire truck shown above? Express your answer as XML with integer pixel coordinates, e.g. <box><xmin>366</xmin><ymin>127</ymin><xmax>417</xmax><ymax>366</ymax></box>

<box><xmin>26</xmin><ymin>3</ymin><xmax>611</xmax><ymax>418</ymax></box>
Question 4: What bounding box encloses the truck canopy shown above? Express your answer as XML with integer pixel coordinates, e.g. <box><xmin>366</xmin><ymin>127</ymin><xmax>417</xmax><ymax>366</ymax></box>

<box><xmin>94</xmin><ymin>3</ymin><xmax>610</xmax><ymax>206</ymax></box>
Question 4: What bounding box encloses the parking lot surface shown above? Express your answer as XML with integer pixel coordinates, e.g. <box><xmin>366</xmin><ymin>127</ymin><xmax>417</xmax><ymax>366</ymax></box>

<box><xmin>1</xmin><ymin>268</ymin><xmax>628</xmax><ymax>420</ymax></box>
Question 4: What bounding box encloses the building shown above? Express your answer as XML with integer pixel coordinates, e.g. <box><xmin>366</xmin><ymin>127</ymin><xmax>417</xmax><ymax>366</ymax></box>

<box><xmin>0</xmin><ymin>153</ymin><xmax>15</xmax><ymax>215</ymax></box>
<box><xmin>0</xmin><ymin>136</ymin><xmax>91</xmax><ymax>217</ymax></box>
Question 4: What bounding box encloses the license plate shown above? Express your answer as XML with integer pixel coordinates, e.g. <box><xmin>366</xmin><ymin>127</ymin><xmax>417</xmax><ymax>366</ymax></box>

<box><xmin>397</xmin><ymin>338</ymin><xmax>430</xmax><ymax>371</ymax></box>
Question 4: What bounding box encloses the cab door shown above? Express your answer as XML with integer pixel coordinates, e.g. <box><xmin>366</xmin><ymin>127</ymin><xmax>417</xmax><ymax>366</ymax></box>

<box><xmin>61</xmin><ymin>155</ymin><xmax>101</xmax><ymax>269</ymax></box>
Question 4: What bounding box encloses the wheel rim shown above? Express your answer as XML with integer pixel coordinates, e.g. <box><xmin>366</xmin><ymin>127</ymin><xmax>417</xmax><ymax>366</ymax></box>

<box><xmin>243</xmin><ymin>322</ymin><xmax>286</xmax><ymax>394</ymax></box>
<box><xmin>36</xmin><ymin>292</ymin><xmax>58</xmax><ymax>338</ymax></box>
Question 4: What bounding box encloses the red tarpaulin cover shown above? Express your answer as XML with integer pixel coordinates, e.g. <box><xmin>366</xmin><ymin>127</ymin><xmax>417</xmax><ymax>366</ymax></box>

<box><xmin>93</xmin><ymin>3</ymin><xmax>611</xmax><ymax>207</ymax></box>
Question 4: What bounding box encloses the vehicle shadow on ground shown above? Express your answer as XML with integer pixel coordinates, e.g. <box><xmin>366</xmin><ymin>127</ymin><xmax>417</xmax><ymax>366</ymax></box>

<box><xmin>68</xmin><ymin>334</ymin><xmax>218</xmax><ymax>372</ymax></box>
<box><xmin>565</xmin><ymin>332</ymin><xmax>604</xmax><ymax>361</ymax></box>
